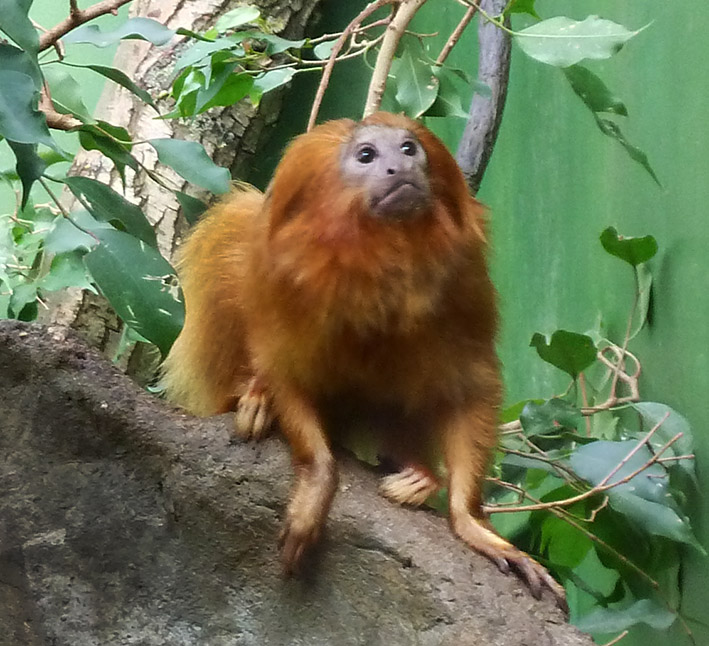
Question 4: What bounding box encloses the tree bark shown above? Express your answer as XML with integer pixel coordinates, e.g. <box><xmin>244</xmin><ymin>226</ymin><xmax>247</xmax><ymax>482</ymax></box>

<box><xmin>40</xmin><ymin>0</ymin><xmax>323</xmax><ymax>379</ymax></box>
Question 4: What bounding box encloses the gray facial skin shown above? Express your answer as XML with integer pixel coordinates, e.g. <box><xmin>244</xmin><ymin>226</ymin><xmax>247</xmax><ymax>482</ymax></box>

<box><xmin>340</xmin><ymin>125</ymin><xmax>432</xmax><ymax>218</ymax></box>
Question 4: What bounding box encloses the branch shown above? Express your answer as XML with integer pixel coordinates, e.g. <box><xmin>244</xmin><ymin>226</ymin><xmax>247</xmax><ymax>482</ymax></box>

<box><xmin>38</xmin><ymin>0</ymin><xmax>133</xmax><ymax>52</ymax></box>
<box><xmin>487</xmin><ymin>413</ymin><xmax>680</xmax><ymax>514</ymax></box>
<box><xmin>39</xmin><ymin>83</ymin><xmax>82</xmax><ymax>131</ymax></box>
<box><xmin>307</xmin><ymin>0</ymin><xmax>395</xmax><ymax>131</ymax></box>
<box><xmin>454</xmin><ymin>0</ymin><xmax>511</xmax><ymax>194</ymax></box>
<box><xmin>363</xmin><ymin>0</ymin><xmax>429</xmax><ymax>117</ymax></box>
<box><xmin>435</xmin><ymin>4</ymin><xmax>477</xmax><ymax>65</ymax></box>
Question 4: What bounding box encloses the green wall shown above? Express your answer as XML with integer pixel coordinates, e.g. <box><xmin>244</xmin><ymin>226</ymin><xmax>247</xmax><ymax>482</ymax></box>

<box><xmin>478</xmin><ymin>2</ymin><xmax>709</xmax><ymax>644</ymax></box>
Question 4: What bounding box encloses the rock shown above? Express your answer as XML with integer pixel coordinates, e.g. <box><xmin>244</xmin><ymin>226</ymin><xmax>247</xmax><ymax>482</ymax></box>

<box><xmin>0</xmin><ymin>320</ymin><xmax>593</xmax><ymax>646</ymax></box>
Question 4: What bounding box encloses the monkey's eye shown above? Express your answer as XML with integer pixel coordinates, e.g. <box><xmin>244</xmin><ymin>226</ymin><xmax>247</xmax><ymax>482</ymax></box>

<box><xmin>401</xmin><ymin>140</ymin><xmax>417</xmax><ymax>156</ymax></box>
<box><xmin>356</xmin><ymin>145</ymin><xmax>377</xmax><ymax>164</ymax></box>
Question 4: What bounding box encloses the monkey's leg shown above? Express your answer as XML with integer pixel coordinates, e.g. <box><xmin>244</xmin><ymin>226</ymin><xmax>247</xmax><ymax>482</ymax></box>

<box><xmin>379</xmin><ymin>465</ymin><xmax>439</xmax><ymax>506</ymax></box>
<box><xmin>442</xmin><ymin>399</ymin><xmax>567</xmax><ymax>609</ymax></box>
<box><xmin>234</xmin><ymin>376</ymin><xmax>273</xmax><ymax>440</ymax></box>
<box><xmin>275</xmin><ymin>387</ymin><xmax>338</xmax><ymax>574</ymax></box>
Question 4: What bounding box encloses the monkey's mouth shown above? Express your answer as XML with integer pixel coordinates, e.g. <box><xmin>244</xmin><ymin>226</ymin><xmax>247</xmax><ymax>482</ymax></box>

<box><xmin>373</xmin><ymin>181</ymin><xmax>427</xmax><ymax>216</ymax></box>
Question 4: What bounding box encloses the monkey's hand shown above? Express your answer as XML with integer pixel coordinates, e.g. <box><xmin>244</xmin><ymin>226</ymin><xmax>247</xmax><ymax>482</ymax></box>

<box><xmin>379</xmin><ymin>465</ymin><xmax>440</xmax><ymax>507</ymax></box>
<box><xmin>452</xmin><ymin>511</ymin><xmax>568</xmax><ymax>611</ymax></box>
<box><xmin>233</xmin><ymin>376</ymin><xmax>273</xmax><ymax>440</ymax></box>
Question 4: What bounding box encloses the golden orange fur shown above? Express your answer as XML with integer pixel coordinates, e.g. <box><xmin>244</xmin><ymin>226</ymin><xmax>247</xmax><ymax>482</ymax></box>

<box><xmin>162</xmin><ymin>112</ymin><xmax>565</xmax><ymax>605</ymax></box>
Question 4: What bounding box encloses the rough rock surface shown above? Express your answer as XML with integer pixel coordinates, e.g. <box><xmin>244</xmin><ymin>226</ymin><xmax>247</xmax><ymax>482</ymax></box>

<box><xmin>0</xmin><ymin>321</ymin><xmax>593</xmax><ymax>646</ymax></box>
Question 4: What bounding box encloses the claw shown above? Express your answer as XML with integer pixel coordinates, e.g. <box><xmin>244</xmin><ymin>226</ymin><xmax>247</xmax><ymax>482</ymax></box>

<box><xmin>451</xmin><ymin>511</ymin><xmax>567</xmax><ymax>610</ymax></box>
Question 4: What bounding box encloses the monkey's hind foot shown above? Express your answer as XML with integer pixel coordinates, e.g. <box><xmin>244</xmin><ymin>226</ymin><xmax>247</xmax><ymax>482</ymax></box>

<box><xmin>379</xmin><ymin>466</ymin><xmax>439</xmax><ymax>507</ymax></box>
<box><xmin>233</xmin><ymin>377</ymin><xmax>273</xmax><ymax>440</ymax></box>
<box><xmin>451</xmin><ymin>511</ymin><xmax>567</xmax><ymax>611</ymax></box>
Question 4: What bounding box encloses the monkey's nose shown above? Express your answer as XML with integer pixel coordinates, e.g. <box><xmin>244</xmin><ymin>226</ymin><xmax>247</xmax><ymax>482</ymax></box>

<box><xmin>386</xmin><ymin>168</ymin><xmax>396</xmax><ymax>175</ymax></box>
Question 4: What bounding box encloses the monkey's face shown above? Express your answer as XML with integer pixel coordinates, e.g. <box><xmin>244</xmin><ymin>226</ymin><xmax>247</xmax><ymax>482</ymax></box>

<box><xmin>340</xmin><ymin>126</ymin><xmax>432</xmax><ymax>218</ymax></box>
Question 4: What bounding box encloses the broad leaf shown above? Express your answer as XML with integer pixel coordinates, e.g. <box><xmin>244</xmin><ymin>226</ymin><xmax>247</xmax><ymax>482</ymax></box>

<box><xmin>392</xmin><ymin>50</ymin><xmax>438</xmax><ymax>119</ymax></box>
<box><xmin>149</xmin><ymin>138</ymin><xmax>230</xmax><ymax>194</ymax></box>
<box><xmin>76</xmin><ymin>63</ymin><xmax>157</xmax><ymax>109</ymax></box>
<box><xmin>63</xmin><ymin>17</ymin><xmax>175</xmax><ymax>48</ymax></box>
<box><xmin>594</xmin><ymin>116</ymin><xmax>661</xmax><ymax>185</ymax></box>
<box><xmin>175</xmin><ymin>191</ymin><xmax>208</xmax><ymax>225</ymax></box>
<box><xmin>313</xmin><ymin>40</ymin><xmax>337</xmax><ymax>60</ymax></box>
<box><xmin>7</xmin><ymin>141</ymin><xmax>47</xmax><ymax>208</ymax></box>
<box><xmin>251</xmin><ymin>69</ymin><xmax>295</xmax><ymax>105</ymax></box>
<box><xmin>230</xmin><ymin>31</ymin><xmax>305</xmax><ymax>55</ymax></box>
<box><xmin>43</xmin><ymin>67</ymin><xmax>93</xmax><ymax>123</ymax></box>
<box><xmin>44</xmin><ymin>210</ymin><xmax>111</xmax><ymax>254</ymax></box>
<box><xmin>84</xmin><ymin>228</ymin><xmax>184</xmax><ymax>355</ymax></box>
<box><xmin>520</xmin><ymin>398</ymin><xmax>583</xmax><ymax>437</ymax></box>
<box><xmin>505</xmin><ymin>0</ymin><xmax>539</xmax><ymax>19</ymax></box>
<box><xmin>516</xmin><ymin>16</ymin><xmax>639</xmax><ymax>67</ymax></box>
<box><xmin>563</xmin><ymin>65</ymin><xmax>627</xmax><ymax>116</ymax></box>
<box><xmin>64</xmin><ymin>176</ymin><xmax>157</xmax><ymax>247</ymax></box>
<box><xmin>569</xmin><ymin>440</ymin><xmax>703</xmax><ymax>549</ymax></box>
<box><xmin>600</xmin><ymin>227</ymin><xmax>658</xmax><ymax>266</ymax></box>
<box><xmin>78</xmin><ymin>122</ymin><xmax>137</xmax><ymax>181</ymax></box>
<box><xmin>174</xmin><ymin>38</ymin><xmax>239</xmax><ymax>72</ymax></box>
<box><xmin>425</xmin><ymin>67</ymin><xmax>471</xmax><ymax>119</ymax></box>
<box><xmin>0</xmin><ymin>43</ymin><xmax>41</xmax><ymax>89</ymax></box>
<box><xmin>530</xmin><ymin>330</ymin><xmax>597</xmax><ymax>378</ymax></box>
<box><xmin>196</xmin><ymin>67</ymin><xmax>253</xmax><ymax>114</ymax></box>
<box><xmin>576</xmin><ymin>599</ymin><xmax>676</xmax><ymax>633</ymax></box>
<box><xmin>632</xmin><ymin>403</ymin><xmax>694</xmax><ymax>476</ymax></box>
<box><xmin>0</xmin><ymin>0</ymin><xmax>38</xmax><ymax>53</ymax></box>
<box><xmin>631</xmin><ymin>263</ymin><xmax>652</xmax><ymax>339</ymax></box>
<box><xmin>0</xmin><ymin>70</ymin><xmax>57</xmax><ymax>149</ymax></box>
<box><xmin>40</xmin><ymin>251</ymin><xmax>97</xmax><ymax>294</ymax></box>
<box><xmin>215</xmin><ymin>6</ymin><xmax>261</xmax><ymax>32</ymax></box>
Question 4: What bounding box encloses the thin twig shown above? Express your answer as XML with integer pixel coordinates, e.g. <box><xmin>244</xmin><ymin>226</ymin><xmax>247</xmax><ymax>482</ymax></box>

<box><xmin>363</xmin><ymin>0</ymin><xmax>429</xmax><ymax>117</ymax></box>
<box><xmin>436</xmin><ymin>4</ymin><xmax>477</xmax><ymax>65</ymax></box>
<box><xmin>39</xmin><ymin>0</ymin><xmax>133</xmax><ymax>52</ymax></box>
<box><xmin>307</xmin><ymin>0</ymin><xmax>395</xmax><ymax>131</ymax></box>
<box><xmin>601</xmin><ymin>630</ymin><xmax>629</xmax><ymax>646</ymax></box>
<box><xmin>488</xmin><ymin>414</ymin><xmax>679</xmax><ymax>514</ymax></box>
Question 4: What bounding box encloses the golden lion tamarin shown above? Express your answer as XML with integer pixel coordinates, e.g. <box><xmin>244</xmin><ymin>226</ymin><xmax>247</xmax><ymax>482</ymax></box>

<box><xmin>162</xmin><ymin>112</ymin><xmax>564</xmax><ymax>604</ymax></box>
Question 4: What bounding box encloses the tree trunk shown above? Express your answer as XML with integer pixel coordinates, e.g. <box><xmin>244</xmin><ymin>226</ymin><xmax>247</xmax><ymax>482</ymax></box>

<box><xmin>40</xmin><ymin>0</ymin><xmax>323</xmax><ymax>380</ymax></box>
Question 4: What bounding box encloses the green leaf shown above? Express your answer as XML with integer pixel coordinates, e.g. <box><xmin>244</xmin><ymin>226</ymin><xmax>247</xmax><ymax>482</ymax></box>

<box><xmin>520</xmin><ymin>398</ymin><xmax>583</xmax><ymax>437</ymax></box>
<box><xmin>78</xmin><ymin>122</ymin><xmax>137</xmax><ymax>181</ymax></box>
<box><xmin>600</xmin><ymin>227</ymin><xmax>658</xmax><ymax>266</ymax></box>
<box><xmin>84</xmin><ymin>228</ymin><xmax>184</xmax><ymax>355</ymax></box>
<box><xmin>7</xmin><ymin>141</ymin><xmax>47</xmax><ymax>208</ymax></box>
<box><xmin>530</xmin><ymin>330</ymin><xmax>597</xmax><ymax>378</ymax></box>
<box><xmin>0</xmin><ymin>0</ymin><xmax>39</xmax><ymax>53</ymax></box>
<box><xmin>541</xmin><ymin>514</ymin><xmax>591</xmax><ymax>568</ymax></box>
<box><xmin>631</xmin><ymin>262</ymin><xmax>652</xmax><ymax>338</ymax></box>
<box><xmin>39</xmin><ymin>250</ymin><xmax>97</xmax><ymax>294</ymax></box>
<box><xmin>500</xmin><ymin>398</ymin><xmax>544</xmax><ymax>424</ymax></box>
<box><xmin>174</xmin><ymin>38</ymin><xmax>239</xmax><ymax>71</ymax></box>
<box><xmin>64</xmin><ymin>176</ymin><xmax>157</xmax><ymax>247</ymax></box>
<box><xmin>505</xmin><ymin>0</ymin><xmax>539</xmax><ymax>19</ymax></box>
<box><xmin>425</xmin><ymin>66</ymin><xmax>471</xmax><ymax>119</ymax></box>
<box><xmin>196</xmin><ymin>67</ymin><xmax>253</xmax><ymax>114</ymax></box>
<box><xmin>563</xmin><ymin>65</ymin><xmax>627</xmax><ymax>116</ymax></box>
<box><xmin>9</xmin><ymin>283</ymin><xmax>38</xmax><ymax>320</ymax></box>
<box><xmin>632</xmin><ymin>403</ymin><xmax>694</xmax><ymax>476</ymax></box>
<box><xmin>149</xmin><ymin>138</ymin><xmax>230</xmax><ymax>194</ymax></box>
<box><xmin>74</xmin><ymin>63</ymin><xmax>157</xmax><ymax>109</ymax></box>
<box><xmin>575</xmin><ymin>599</ymin><xmax>676</xmax><ymax>633</ymax></box>
<box><xmin>250</xmin><ymin>68</ymin><xmax>295</xmax><ymax>105</ymax></box>
<box><xmin>215</xmin><ymin>6</ymin><xmax>261</xmax><ymax>32</ymax></box>
<box><xmin>516</xmin><ymin>16</ymin><xmax>640</xmax><ymax>67</ymax></box>
<box><xmin>313</xmin><ymin>39</ymin><xmax>336</xmax><ymax>60</ymax></box>
<box><xmin>44</xmin><ymin>210</ymin><xmax>109</xmax><ymax>254</ymax></box>
<box><xmin>43</xmin><ymin>67</ymin><xmax>93</xmax><ymax>123</ymax></box>
<box><xmin>392</xmin><ymin>50</ymin><xmax>438</xmax><ymax>119</ymax></box>
<box><xmin>230</xmin><ymin>30</ymin><xmax>305</xmax><ymax>55</ymax></box>
<box><xmin>0</xmin><ymin>70</ymin><xmax>57</xmax><ymax>149</ymax></box>
<box><xmin>0</xmin><ymin>44</ymin><xmax>42</xmax><ymax>89</ymax></box>
<box><xmin>594</xmin><ymin>116</ymin><xmax>661</xmax><ymax>186</ymax></box>
<box><xmin>569</xmin><ymin>440</ymin><xmax>703</xmax><ymax>549</ymax></box>
<box><xmin>62</xmin><ymin>17</ymin><xmax>175</xmax><ymax>48</ymax></box>
<box><xmin>175</xmin><ymin>191</ymin><xmax>208</xmax><ymax>226</ymax></box>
